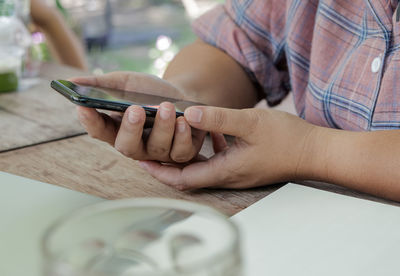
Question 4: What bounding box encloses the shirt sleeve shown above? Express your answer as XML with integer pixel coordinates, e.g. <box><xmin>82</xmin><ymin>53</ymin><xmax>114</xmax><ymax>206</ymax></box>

<box><xmin>192</xmin><ymin>0</ymin><xmax>290</xmax><ymax>106</ymax></box>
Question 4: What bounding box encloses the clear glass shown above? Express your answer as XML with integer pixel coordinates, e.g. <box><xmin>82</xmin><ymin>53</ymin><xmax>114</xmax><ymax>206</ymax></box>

<box><xmin>0</xmin><ymin>0</ymin><xmax>32</xmax><ymax>85</ymax></box>
<box><xmin>42</xmin><ymin>198</ymin><xmax>242</xmax><ymax>276</ymax></box>
<box><xmin>15</xmin><ymin>0</ymin><xmax>30</xmax><ymax>23</ymax></box>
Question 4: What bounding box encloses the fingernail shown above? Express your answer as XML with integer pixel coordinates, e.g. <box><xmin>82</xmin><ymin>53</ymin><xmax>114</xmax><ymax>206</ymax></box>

<box><xmin>128</xmin><ymin>109</ymin><xmax>140</xmax><ymax>124</ymax></box>
<box><xmin>177</xmin><ymin>121</ymin><xmax>186</xmax><ymax>132</ymax></box>
<box><xmin>186</xmin><ymin>107</ymin><xmax>203</xmax><ymax>123</ymax></box>
<box><xmin>160</xmin><ymin>105</ymin><xmax>171</xmax><ymax>120</ymax></box>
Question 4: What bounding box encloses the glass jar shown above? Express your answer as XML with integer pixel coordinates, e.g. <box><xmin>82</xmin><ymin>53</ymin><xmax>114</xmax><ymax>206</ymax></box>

<box><xmin>0</xmin><ymin>0</ymin><xmax>31</xmax><ymax>91</ymax></box>
<box><xmin>42</xmin><ymin>198</ymin><xmax>242</xmax><ymax>276</ymax></box>
<box><xmin>0</xmin><ymin>46</ymin><xmax>23</xmax><ymax>92</ymax></box>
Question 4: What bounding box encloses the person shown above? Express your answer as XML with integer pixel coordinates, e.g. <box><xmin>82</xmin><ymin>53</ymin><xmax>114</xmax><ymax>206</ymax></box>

<box><xmin>30</xmin><ymin>0</ymin><xmax>87</xmax><ymax>70</ymax></box>
<box><xmin>73</xmin><ymin>0</ymin><xmax>400</xmax><ymax>201</ymax></box>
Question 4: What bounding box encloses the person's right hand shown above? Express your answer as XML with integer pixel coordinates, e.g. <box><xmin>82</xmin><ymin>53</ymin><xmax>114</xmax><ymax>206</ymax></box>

<box><xmin>72</xmin><ymin>71</ymin><xmax>207</xmax><ymax>163</ymax></box>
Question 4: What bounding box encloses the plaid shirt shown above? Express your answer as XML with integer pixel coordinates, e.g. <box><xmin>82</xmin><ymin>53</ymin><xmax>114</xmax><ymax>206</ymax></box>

<box><xmin>192</xmin><ymin>0</ymin><xmax>400</xmax><ymax>130</ymax></box>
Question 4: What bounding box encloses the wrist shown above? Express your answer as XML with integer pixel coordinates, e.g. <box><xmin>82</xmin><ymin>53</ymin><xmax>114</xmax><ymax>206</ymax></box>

<box><xmin>293</xmin><ymin>124</ymin><xmax>331</xmax><ymax>181</ymax></box>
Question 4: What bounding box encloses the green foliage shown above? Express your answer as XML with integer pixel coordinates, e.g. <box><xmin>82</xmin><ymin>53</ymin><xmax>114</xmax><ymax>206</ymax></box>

<box><xmin>0</xmin><ymin>0</ymin><xmax>15</xmax><ymax>16</ymax></box>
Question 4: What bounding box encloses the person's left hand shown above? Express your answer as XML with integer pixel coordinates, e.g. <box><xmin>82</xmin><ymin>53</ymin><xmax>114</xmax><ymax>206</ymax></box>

<box><xmin>73</xmin><ymin>72</ymin><xmax>207</xmax><ymax>164</ymax></box>
<box><xmin>138</xmin><ymin>106</ymin><xmax>319</xmax><ymax>190</ymax></box>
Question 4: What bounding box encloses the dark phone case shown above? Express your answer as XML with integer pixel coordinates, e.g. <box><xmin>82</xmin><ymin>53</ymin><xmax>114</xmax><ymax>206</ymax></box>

<box><xmin>52</xmin><ymin>81</ymin><xmax>161</xmax><ymax>128</ymax></box>
<box><xmin>51</xmin><ymin>80</ymin><xmax>184</xmax><ymax>129</ymax></box>
<box><xmin>51</xmin><ymin>80</ymin><xmax>161</xmax><ymax>115</ymax></box>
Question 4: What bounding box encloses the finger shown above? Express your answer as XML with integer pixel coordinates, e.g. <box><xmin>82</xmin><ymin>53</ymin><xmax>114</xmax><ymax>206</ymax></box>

<box><xmin>114</xmin><ymin>105</ymin><xmax>147</xmax><ymax>159</ymax></box>
<box><xmin>109</xmin><ymin>112</ymin><xmax>123</xmax><ymax>125</ymax></box>
<box><xmin>145</xmin><ymin>102</ymin><xmax>176</xmax><ymax>160</ymax></box>
<box><xmin>170</xmin><ymin>117</ymin><xmax>196</xmax><ymax>163</ymax></box>
<box><xmin>191</xmin><ymin>127</ymin><xmax>207</xmax><ymax>154</ymax></box>
<box><xmin>110</xmin><ymin>111</ymin><xmax>124</xmax><ymax>117</ymax></box>
<box><xmin>211</xmin><ymin>132</ymin><xmax>229</xmax><ymax>153</ymax></box>
<box><xmin>139</xmin><ymin>161</ymin><xmax>186</xmax><ymax>190</ymax></box>
<box><xmin>69</xmin><ymin>71</ymin><xmax>133</xmax><ymax>90</ymax></box>
<box><xmin>70</xmin><ymin>71</ymin><xmax>183</xmax><ymax>98</ymax></box>
<box><xmin>76</xmin><ymin>106</ymin><xmax>119</xmax><ymax>145</ymax></box>
<box><xmin>109</xmin><ymin>111</ymin><xmax>123</xmax><ymax>126</ymax></box>
<box><xmin>139</xmin><ymin>151</ymin><xmax>235</xmax><ymax>190</ymax></box>
<box><xmin>184</xmin><ymin>106</ymin><xmax>259</xmax><ymax>138</ymax></box>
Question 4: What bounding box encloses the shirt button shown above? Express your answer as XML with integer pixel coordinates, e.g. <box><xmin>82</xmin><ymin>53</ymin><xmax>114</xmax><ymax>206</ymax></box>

<box><xmin>371</xmin><ymin>56</ymin><xmax>382</xmax><ymax>73</ymax></box>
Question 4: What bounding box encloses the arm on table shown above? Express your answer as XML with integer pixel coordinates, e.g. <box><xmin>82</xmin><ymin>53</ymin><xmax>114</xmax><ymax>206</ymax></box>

<box><xmin>301</xmin><ymin>128</ymin><xmax>400</xmax><ymax>201</ymax></box>
<box><xmin>165</xmin><ymin>43</ymin><xmax>400</xmax><ymax>200</ymax></box>
<box><xmin>139</xmin><ymin>104</ymin><xmax>400</xmax><ymax>202</ymax></box>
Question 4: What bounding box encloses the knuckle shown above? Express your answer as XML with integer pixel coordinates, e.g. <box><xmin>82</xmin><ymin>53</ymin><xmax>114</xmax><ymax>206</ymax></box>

<box><xmin>115</xmin><ymin>145</ymin><xmax>135</xmax><ymax>159</ymax></box>
<box><xmin>175</xmin><ymin>183</ymin><xmax>188</xmax><ymax>191</ymax></box>
<box><xmin>170</xmin><ymin>152</ymin><xmax>191</xmax><ymax>163</ymax></box>
<box><xmin>175</xmin><ymin>178</ymin><xmax>190</xmax><ymax>191</ymax></box>
<box><xmin>213</xmin><ymin>110</ymin><xmax>227</xmax><ymax>130</ymax></box>
<box><xmin>245</xmin><ymin>110</ymin><xmax>262</xmax><ymax>136</ymax></box>
<box><xmin>161</xmin><ymin>174</ymin><xmax>188</xmax><ymax>191</ymax></box>
<box><xmin>147</xmin><ymin>144</ymin><xmax>169</xmax><ymax>158</ymax></box>
<box><xmin>123</xmin><ymin>72</ymin><xmax>132</xmax><ymax>91</ymax></box>
<box><xmin>179</xmin><ymin>186</ymin><xmax>191</xmax><ymax>191</ymax></box>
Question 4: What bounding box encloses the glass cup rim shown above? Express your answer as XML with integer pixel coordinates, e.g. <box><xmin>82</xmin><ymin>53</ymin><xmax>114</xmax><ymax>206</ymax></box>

<box><xmin>41</xmin><ymin>197</ymin><xmax>240</xmax><ymax>276</ymax></box>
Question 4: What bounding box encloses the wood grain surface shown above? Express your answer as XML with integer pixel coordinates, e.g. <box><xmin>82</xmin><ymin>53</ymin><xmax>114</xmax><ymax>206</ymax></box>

<box><xmin>0</xmin><ymin>134</ymin><xmax>280</xmax><ymax>216</ymax></box>
<box><xmin>0</xmin><ymin>63</ymin><xmax>86</xmax><ymax>152</ymax></box>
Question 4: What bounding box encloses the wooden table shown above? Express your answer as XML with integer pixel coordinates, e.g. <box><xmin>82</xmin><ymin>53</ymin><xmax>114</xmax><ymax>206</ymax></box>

<box><xmin>0</xmin><ymin>63</ymin><xmax>398</xmax><ymax>216</ymax></box>
<box><xmin>0</xmin><ymin>63</ymin><xmax>85</xmax><ymax>152</ymax></box>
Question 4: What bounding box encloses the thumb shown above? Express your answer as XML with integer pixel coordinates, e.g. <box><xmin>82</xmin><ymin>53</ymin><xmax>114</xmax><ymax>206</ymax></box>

<box><xmin>184</xmin><ymin>106</ymin><xmax>256</xmax><ymax>138</ymax></box>
<box><xmin>71</xmin><ymin>72</ymin><xmax>183</xmax><ymax>99</ymax></box>
<box><xmin>69</xmin><ymin>72</ymin><xmax>129</xmax><ymax>89</ymax></box>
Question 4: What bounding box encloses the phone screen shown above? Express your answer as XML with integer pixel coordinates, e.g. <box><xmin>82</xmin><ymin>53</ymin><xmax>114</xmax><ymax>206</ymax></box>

<box><xmin>58</xmin><ymin>80</ymin><xmax>200</xmax><ymax>113</ymax></box>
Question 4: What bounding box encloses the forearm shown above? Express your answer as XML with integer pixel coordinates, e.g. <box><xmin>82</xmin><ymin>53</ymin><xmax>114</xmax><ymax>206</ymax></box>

<box><xmin>163</xmin><ymin>39</ymin><xmax>260</xmax><ymax>108</ymax></box>
<box><xmin>301</xmin><ymin>127</ymin><xmax>400</xmax><ymax>201</ymax></box>
<box><xmin>39</xmin><ymin>12</ymin><xmax>87</xmax><ymax>70</ymax></box>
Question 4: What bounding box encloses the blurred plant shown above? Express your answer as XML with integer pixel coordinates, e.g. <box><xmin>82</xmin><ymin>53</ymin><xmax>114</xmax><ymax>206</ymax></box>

<box><xmin>0</xmin><ymin>0</ymin><xmax>15</xmax><ymax>16</ymax></box>
<box><xmin>23</xmin><ymin>31</ymin><xmax>51</xmax><ymax>77</ymax></box>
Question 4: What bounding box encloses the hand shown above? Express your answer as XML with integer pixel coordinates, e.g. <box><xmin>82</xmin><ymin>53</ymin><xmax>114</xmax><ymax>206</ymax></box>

<box><xmin>138</xmin><ymin>106</ymin><xmax>318</xmax><ymax>190</ymax></box>
<box><xmin>73</xmin><ymin>72</ymin><xmax>207</xmax><ymax>163</ymax></box>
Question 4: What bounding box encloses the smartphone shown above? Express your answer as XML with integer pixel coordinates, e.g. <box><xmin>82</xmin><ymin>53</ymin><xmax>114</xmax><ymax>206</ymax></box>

<box><xmin>51</xmin><ymin>80</ymin><xmax>203</xmax><ymax>123</ymax></box>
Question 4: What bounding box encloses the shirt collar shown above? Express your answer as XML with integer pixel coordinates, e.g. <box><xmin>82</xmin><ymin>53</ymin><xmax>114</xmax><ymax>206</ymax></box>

<box><xmin>391</xmin><ymin>0</ymin><xmax>398</xmax><ymax>11</ymax></box>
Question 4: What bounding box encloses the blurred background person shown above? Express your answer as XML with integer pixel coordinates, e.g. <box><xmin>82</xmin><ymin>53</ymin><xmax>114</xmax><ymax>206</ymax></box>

<box><xmin>12</xmin><ymin>0</ymin><xmax>220</xmax><ymax>76</ymax></box>
<box><xmin>1</xmin><ymin>0</ymin><xmax>218</xmax><ymax>92</ymax></box>
<box><xmin>41</xmin><ymin>0</ymin><xmax>219</xmax><ymax>76</ymax></box>
<box><xmin>29</xmin><ymin>0</ymin><xmax>88</xmax><ymax>70</ymax></box>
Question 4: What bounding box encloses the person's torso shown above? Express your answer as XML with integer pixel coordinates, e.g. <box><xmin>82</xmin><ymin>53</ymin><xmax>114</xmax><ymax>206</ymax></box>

<box><xmin>287</xmin><ymin>0</ymin><xmax>400</xmax><ymax>130</ymax></box>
